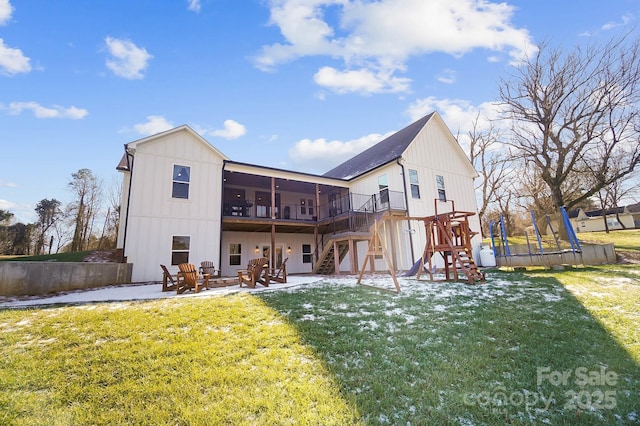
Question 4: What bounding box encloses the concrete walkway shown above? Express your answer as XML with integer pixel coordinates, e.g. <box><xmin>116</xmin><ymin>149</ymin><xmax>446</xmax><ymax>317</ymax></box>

<box><xmin>0</xmin><ymin>275</ymin><xmax>324</xmax><ymax>308</ymax></box>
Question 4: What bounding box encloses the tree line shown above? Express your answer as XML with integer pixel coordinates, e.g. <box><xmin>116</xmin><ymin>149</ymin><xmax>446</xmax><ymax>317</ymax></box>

<box><xmin>0</xmin><ymin>169</ymin><xmax>120</xmax><ymax>256</ymax></box>
<box><xmin>467</xmin><ymin>32</ymin><xmax>640</xmax><ymax>236</ymax></box>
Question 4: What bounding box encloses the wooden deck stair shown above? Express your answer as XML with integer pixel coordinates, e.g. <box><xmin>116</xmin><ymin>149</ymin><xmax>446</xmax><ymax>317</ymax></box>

<box><xmin>312</xmin><ymin>232</ymin><xmax>371</xmax><ymax>275</ymax></box>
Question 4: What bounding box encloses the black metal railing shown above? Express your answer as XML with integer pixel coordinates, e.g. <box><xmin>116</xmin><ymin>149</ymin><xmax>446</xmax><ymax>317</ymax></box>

<box><xmin>222</xmin><ymin>190</ymin><xmax>406</xmax><ymax>225</ymax></box>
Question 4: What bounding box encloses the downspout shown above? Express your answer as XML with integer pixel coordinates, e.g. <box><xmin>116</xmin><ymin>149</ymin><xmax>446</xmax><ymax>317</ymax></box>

<box><xmin>122</xmin><ymin>144</ymin><xmax>134</xmax><ymax>262</ymax></box>
<box><xmin>219</xmin><ymin>161</ymin><xmax>227</xmax><ymax>276</ymax></box>
<box><xmin>397</xmin><ymin>158</ymin><xmax>415</xmax><ymax>262</ymax></box>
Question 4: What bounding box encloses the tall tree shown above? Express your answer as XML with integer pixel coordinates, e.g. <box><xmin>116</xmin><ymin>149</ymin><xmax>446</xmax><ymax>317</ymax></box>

<box><xmin>498</xmin><ymin>33</ymin><xmax>640</xmax><ymax>211</ymax></box>
<box><xmin>0</xmin><ymin>209</ymin><xmax>15</xmax><ymax>254</ymax></box>
<box><xmin>466</xmin><ymin>113</ymin><xmax>512</xmax><ymax>235</ymax></box>
<box><xmin>0</xmin><ymin>209</ymin><xmax>13</xmax><ymax>225</ymax></box>
<box><xmin>68</xmin><ymin>169</ymin><xmax>102</xmax><ymax>252</ymax></box>
<box><xmin>34</xmin><ymin>199</ymin><xmax>61</xmax><ymax>255</ymax></box>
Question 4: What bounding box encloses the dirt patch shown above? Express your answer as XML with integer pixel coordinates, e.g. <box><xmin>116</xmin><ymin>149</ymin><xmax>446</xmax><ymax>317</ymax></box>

<box><xmin>83</xmin><ymin>250</ymin><xmax>119</xmax><ymax>263</ymax></box>
<box><xmin>617</xmin><ymin>251</ymin><xmax>640</xmax><ymax>264</ymax></box>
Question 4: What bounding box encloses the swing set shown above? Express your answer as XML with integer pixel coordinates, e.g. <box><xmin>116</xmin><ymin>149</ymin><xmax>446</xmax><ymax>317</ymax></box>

<box><xmin>357</xmin><ymin>200</ymin><xmax>485</xmax><ymax>292</ymax></box>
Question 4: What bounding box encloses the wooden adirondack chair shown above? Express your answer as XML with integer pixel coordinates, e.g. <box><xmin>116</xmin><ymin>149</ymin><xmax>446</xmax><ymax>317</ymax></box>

<box><xmin>160</xmin><ymin>264</ymin><xmax>178</xmax><ymax>292</ymax></box>
<box><xmin>267</xmin><ymin>257</ymin><xmax>288</xmax><ymax>283</ymax></box>
<box><xmin>199</xmin><ymin>261</ymin><xmax>218</xmax><ymax>278</ymax></box>
<box><xmin>237</xmin><ymin>257</ymin><xmax>269</xmax><ymax>288</ymax></box>
<box><xmin>177</xmin><ymin>263</ymin><xmax>210</xmax><ymax>294</ymax></box>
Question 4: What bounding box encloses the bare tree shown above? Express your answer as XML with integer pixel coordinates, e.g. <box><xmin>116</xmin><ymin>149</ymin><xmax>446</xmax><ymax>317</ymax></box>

<box><xmin>499</xmin><ymin>33</ymin><xmax>640</xmax><ymax>211</ymax></box>
<box><xmin>466</xmin><ymin>113</ymin><xmax>512</xmax><ymax>234</ymax></box>
<box><xmin>68</xmin><ymin>169</ymin><xmax>103</xmax><ymax>252</ymax></box>
<box><xmin>592</xmin><ymin>167</ymin><xmax>639</xmax><ymax>232</ymax></box>
<box><xmin>52</xmin><ymin>210</ymin><xmax>73</xmax><ymax>254</ymax></box>
<box><xmin>34</xmin><ymin>199</ymin><xmax>62</xmax><ymax>255</ymax></box>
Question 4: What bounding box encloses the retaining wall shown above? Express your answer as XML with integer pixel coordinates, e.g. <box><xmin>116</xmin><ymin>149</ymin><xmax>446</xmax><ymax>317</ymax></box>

<box><xmin>0</xmin><ymin>262</ymin><xmax>133</xmax><ymax>297</ymax></box>
<box><xmin>496</xmin><ymin>243</ymin><xmax>616</xmax><ymax>268</ymax></box>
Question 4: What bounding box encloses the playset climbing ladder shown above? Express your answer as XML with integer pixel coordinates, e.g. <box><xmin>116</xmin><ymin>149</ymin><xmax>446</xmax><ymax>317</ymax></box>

<box><xmin>357</xmin><ymin>201</ymin><xmax>485</xmax><ymax>291</ymax></box>
<box><xmin>418</xmin><ymin>209</ymin><xmax>485</xmax><ymax>284</ymax></box>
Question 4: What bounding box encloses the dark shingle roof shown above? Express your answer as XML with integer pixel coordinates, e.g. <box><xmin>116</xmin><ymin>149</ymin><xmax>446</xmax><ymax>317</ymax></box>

<box><xmin>323</xmin><ymin>113</ymin><xmax>434</xmax><ymax>180</ymax></box>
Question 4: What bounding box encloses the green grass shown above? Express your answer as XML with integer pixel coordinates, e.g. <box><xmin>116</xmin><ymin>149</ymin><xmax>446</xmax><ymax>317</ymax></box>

<box><xmin>0</xmin><ymin>296</ymin><xmax>359</xmax><ymax>425</ymax></box>
<box><xmin>1</xmin><ymin>267</ymin><xmax>639</xmax><ymax>425</ymax></box>
<box><xmin>0</xmin><ymin>251</ymin><xmax>92</xmax><ymax>262</ymax></box>
<box><xmin>576</xmin><ymin>229</ymin><xmax>640</xmax><ymax>255</ymax></box>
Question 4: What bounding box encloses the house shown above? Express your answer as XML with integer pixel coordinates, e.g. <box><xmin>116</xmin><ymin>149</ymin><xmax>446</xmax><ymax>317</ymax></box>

<box><xmin>116</xmin><ymin>112</ymin><xmax>482</xmax><ymax>283</ymax></box>
<box><xmin>569</xmin><ymin>203</ymin><xmax>640</xmax><ymax>233</ymax></box>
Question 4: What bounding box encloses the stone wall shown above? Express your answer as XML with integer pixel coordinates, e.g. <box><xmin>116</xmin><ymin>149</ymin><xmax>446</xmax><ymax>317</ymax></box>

<box><xmin>0</xmin><ymin>262</ymin><xmax>133</xmax><ymax>296</ymax></box>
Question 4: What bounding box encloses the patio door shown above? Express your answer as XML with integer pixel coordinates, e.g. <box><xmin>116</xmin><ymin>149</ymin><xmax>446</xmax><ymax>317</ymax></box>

<box><xmin>261</xmin><ymin>244</ymin><xmax>284</xmax><ymax>267</ymax></box>
<box><xmin>255</xmin><ymin>191</ymin><xmax>281</xmax><ymax>218</ymax></box>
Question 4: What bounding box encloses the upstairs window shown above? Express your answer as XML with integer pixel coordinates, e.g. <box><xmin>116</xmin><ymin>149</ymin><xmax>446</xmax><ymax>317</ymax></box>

<box><xmin>378</xmin><ymin>174</ymin><xmax>389</xmax><ymax>204</ymax></box>
<box><xmin>171</xmin><ymin>236</ymin><xmax>190</xmax><ymax>265</ymax></box>
<box><xmin>409</xmin><ymin>169</ymin><xmax>421</xmax><ymax>199</ymax></box>
<box><xmin>436</xmin><ymin>175</ymin><xmax>446</xmax><ymax>202</ymax></box>
<box><xmin>172</xmin><ymin>165</ymin><xmax>190</xmax><ymax>199</ymax></box>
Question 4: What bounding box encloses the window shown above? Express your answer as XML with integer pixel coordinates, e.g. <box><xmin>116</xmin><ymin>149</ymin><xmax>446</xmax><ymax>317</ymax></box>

<box><xmin>409</xmin><ymin>169</ymin><xmax>421</xmax><ymax>199</ymax></box>
<box><xmin>172</xmin><ymin>165</ymin><xmax>190</xmax><ymax>199</ymax></box>
<box><xmin>436</xmin><ymin>175</ymin><xmax>446</xmax><ymax>202</ymax></box>
<box><xmin>229</xmin><ymin>243</ymin><xmax>241</xmax><ymax>266</ymax></box>
<box><xmin>171</xmin><ymin>236</ymin><xmax>190</xmax><ymax>265</ymax></box>
<box><xmin>300</xmin><ymin>198</ymin><xmax>306</xmax><ymax>215</ymax></box>
<box><xmin>378</xmin><ymin>174</ymin><xmax>389</xmax><ymax>204</ymax></box>
<box><xmin>302</xmin><ymin>244</ymin><xmax>312</xmax><ymax>263</ymax></box>
<box><xmin>308</xmin><ymin>199</ymin><xmax>314</xmax><ymax>216</ymax></box>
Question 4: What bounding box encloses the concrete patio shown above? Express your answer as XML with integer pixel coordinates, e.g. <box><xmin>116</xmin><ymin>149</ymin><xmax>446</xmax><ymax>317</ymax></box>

<box><xmin>0</xmin><ymin>275</ymin><xmax>324</xmax><ymax>308</ymax></box>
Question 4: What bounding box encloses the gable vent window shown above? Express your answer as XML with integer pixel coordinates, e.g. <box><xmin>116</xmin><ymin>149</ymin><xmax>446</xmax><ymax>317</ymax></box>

<box><xmin>436</xmin><ymin>175</ymin><xmax>446</xmax><ymax>202</ymax></box>
<box><xmin>409</xmin><ymin>169</ymin><xmax>421</xmax><ymax>199</ymax></box>
<box><xmin>172</xmin><ymin>165</ymin><xmax>190</xmax><ymax>199</ymax></box>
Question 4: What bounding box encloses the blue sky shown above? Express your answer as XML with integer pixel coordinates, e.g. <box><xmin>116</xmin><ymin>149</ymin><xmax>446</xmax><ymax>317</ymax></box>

<box><xmin>1</xmin><ymin>0</ymin><xmax>638</xmax><ymax>223</ymax></box>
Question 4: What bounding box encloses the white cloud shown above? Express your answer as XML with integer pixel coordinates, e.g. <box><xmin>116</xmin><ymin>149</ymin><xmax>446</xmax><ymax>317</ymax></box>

<box><xmin>104</xmin><ymin>36</ymin><xmax>153</xmax><ymax>79</ymax></box>
<box><xmin>313</xmin><ymin>66</ymin><xmax>411</xmax><ymax>94</ymax></box>
<box><xmin>436</xmin><ymin>69</ymin><xmax>456</xmax><ymax>84</ymax></box>
<box><xmin>0</xmin><ymin>198</ymin><xmax>16</xmax><ymax>211</ymax></box>
<box><xmin>133</xmin><ymin>115</ymin><xmax>174</xmax><ymax>135</ymax></box>
<box><xmin>209</xmin><ymin>119</ymin><xmax>247</xmax><ymax>140</ymax></box>
<box><xmin>255</xmin><ymin>0</ymin><xmax>536</xmax><ymax>94</ymax></box>
<box><xmin>602</xmin><ymin>13</ymin><xmax>634</xmax><ymax>31</ymax></box>
<box><xmin>0</xmin><ymin>38</ymin><xmax>31</xmax><ymax>75</ymax></box>
<box><xmin>406</xmin><ymin>96</ymin><xmax>506</xmax><ymax>151</ymax></box>
<box><xmin>0</xmin><ymin>0</ymin><xmax>13</xmax><ymax>25</ymax></box>
<box><xmin>187</xmin><ymin>0</ymin><xmax>201</xmax><ymax>12</ymax></box>
<box><xmin>0</xmin><ymin>180</ymin><xmax>17</xmax><ymax>188</ymax></box>
<box><xmin>288</xmin><ymin>131</ymin><xmax>393</xmax><ymax>172</ymax></box>
<box><xmin>4</xmin><ymin>101</ymin><xmax>88</xmax><ymax>119</ymax></box>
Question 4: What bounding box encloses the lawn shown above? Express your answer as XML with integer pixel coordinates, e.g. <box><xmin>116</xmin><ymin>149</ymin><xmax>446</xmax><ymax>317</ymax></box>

<box><xmin>577</xmin><ymin>229</ymin><xmax>640</xmax><ymax>257</ymax></box>
<box><xmin>1</xmin><ymin>265</ymin><xmax>638</xmax><ymax>425</ymax></box>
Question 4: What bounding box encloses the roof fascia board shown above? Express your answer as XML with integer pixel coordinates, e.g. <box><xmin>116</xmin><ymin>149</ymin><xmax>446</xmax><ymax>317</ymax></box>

<box><xmin>126</xmin><ymin>125</ymin><xmax>230</xmax><ymax>160</ymax></box>
<box><xmin>225</xmin><ymin>161</ymin><xmax>350</xmax><ymax>187</ymax></box>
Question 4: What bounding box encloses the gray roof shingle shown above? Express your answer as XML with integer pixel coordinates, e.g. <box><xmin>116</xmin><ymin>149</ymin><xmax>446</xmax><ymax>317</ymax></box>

<box><xmin>323</xmin><ymin>113</ymin><xmax>434</xmax><ymax>180</ymax></box>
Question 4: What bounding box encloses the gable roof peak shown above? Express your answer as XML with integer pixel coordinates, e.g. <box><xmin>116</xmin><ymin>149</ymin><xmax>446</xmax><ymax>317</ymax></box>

<box><xmin>323</xmin><ymin>112</ymin><xmax>435</xmax><ymax>180</ymax></box>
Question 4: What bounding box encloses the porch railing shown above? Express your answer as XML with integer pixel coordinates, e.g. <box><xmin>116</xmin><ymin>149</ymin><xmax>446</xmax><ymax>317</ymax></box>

<box><xmin>222</xmin><ymin>190</ymin><xmax>406</xmax><ymax>225</ymax></box>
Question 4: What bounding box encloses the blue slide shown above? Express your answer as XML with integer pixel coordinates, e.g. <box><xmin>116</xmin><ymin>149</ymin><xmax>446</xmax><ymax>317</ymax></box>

<box><xmin>402</xmin><ymin>259</ymin><xmax>428</xmax><ymax>277</ymax></box>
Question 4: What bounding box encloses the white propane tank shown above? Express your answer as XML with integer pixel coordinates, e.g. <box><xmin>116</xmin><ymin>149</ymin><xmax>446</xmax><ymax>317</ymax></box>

<box><xmin>479</xmin><ymin>245</ymin><xmax>496</xmax><ymax>267</ymax></box>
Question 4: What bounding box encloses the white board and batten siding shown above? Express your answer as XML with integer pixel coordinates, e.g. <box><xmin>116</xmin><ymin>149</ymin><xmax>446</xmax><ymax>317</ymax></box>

<box><xmin>121</xmin><ymin>127</ymin><xmax>226</xmax><ymax>282</ymax></box>
<box><xmin>220</xmin><ymin>231</ymin><xmax>316</xmax><ymax>277</ymax></box>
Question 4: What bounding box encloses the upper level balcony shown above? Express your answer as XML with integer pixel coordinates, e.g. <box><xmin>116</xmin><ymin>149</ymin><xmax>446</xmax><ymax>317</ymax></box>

<box><xmin>222</xmin><ymin>187</ymin><xmax>407</xmax><ymax>235</ymax></box>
